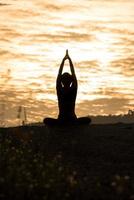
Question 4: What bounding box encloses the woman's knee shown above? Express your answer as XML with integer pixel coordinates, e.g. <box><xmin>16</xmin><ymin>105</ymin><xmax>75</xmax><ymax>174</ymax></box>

<box><xmin>77</xmin><ymin>117</ymin><xmax>91</xmax><ymax>124</ymax></box>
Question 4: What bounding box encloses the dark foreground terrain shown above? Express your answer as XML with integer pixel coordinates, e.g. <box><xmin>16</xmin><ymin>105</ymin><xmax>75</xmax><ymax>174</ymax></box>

<box><xmin>0</xmin><ymin>123</ymin><xmax>134</xmax><ymax>200</ymax></box>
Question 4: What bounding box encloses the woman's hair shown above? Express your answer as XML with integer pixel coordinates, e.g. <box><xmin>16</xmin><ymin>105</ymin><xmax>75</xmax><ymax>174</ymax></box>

<box><xmin>61</xmin><ymin>72</ymin><xmax>73</xmax><ymax>86</ymax></box>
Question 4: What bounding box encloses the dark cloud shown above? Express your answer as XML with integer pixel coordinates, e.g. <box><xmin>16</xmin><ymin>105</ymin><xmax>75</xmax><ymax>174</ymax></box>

<box><xmin>92</xmin><ymin>87</ymin><xmax>125</xmax><ymax>98</ymax></box>
<box><xmin>99</xmin><ymin>26</ymin><xmax>134</xmax><ymax>36</ymax></box>
<box><xmin>31</xmin><ymin>31</ymin><xmax>93</xmax><ymax>43</ymax></box>
<box><xmin>0</xmin><ymin>3</ymin><xmax>9</xmax><ymax>6</ymax></box>
<box><xmin>0</xmin><ymin>50</ymin><xmax>17</xmax><ymax>57</ymax></box>
<box><xmin>120</xmin><ymin>36</ymin><xmax>134</xmax><ymax>46</ymax></box>
<box><xmin>111</xmin><ymin>57</ymin><xmax>134</xmax><ymax>77</ymax></box>
<box><xmin>0</xmin><ymin>26</ymin><xmax>22</xmax><ymax>38</ymax></box>
<box><xmin>39</xmin><ymin>2</ymin><xmax>80</xmax><ymax>12</ymax></box>
<box><xmin>0</xmin><ymin>50</ymin><xmax>10</xmax><ymax>56</ymax></box>
<box><xmin>79</xmin><ymin>21</ymin><xmax>134</xmax><ymax>41</ymax></box>
<box><xmin>0</xmin><ymin>87</ymin><xmax>57</xmax><ymax>126</ymax></box>
<box><xmin>77</xmin><ymin>97</ymin><xmax>130</xmax><ymax>116</ymax></box>
<box><xmin>10</xmin><ymin>8</ymin><xmax>39</xmax><ymax>18</ymax></box>
<box><xmin>43</xmin><ymin>4</ymin><xmax>64</xmax><ymax>11</ymax></box>
<box><xmin>78</xmin><ymin>60</ymin><xmax>100</xmax><ymax>70</ymax></box>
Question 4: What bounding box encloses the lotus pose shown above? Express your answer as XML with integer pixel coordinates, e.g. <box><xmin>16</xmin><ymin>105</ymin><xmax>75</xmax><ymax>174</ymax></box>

<box><xmin>56</xmin><ymin>50</ymin><xmax>77</xmax><ymax>122</ymax></box>
<box><xmin>44</xmin><ymin>50</ymin><xmax>91</xmax><ymax>125</ymax></box>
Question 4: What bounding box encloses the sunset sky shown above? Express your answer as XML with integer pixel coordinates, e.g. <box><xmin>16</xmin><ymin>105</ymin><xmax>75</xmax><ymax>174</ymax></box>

<box><xmin>0</xmin><ymin>0</ymin><xmax>134</xmax><ymax>126</ymax></box>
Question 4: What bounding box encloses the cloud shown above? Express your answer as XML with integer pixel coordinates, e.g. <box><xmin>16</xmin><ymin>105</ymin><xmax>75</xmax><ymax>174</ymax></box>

<box><xmin>78</xmin><ymin>60</ymin><xmax>100</xmax><ymax>70</ymax></box>
<box><xmin>37</xmin><ymin>1</ymin><xmax>81</xmax><ymax>12</ymax></box>
<box><xmin>31</xmin><ymin>31</ymin><xmax>92</xmax><ymax>43</ymax></box>
<box><xmin>0</xmin><ymin>3</ymin><xmax>9</xmax><ymax>6</ymax></box>
<box><xmin>0</xmin><ymin>50</ymin><xmax>18</xmax><ymax>58</ymax></box>
<box><xmin>111</xmin><ymin>57</ymin><xmax>134</xmax><ymax>77</ymax></box>
<box><xmin>42</xmin><ymin>4</ymin><xmax>66</xmax><ymax>11</ymax></box>
<box><xmin>92</xmin><ymin>87</ymin><xmax>126</xmax><ymax>98</ymax></box>
<box><xmin>77</xmin><ymin>97</ymin><xmax>130</xmax><ymax>116</ymax></box>
<box><xmin>0</xmin><ymin>26</ymin><xmax>22</xmax><ymax>38</ymax></box>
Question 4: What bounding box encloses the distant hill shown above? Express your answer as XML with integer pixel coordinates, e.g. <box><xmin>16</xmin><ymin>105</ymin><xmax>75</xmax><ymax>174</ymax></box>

<box><xmin>90</xmin><ymin>110</ymin><xmax>134</xmax><ymax>124</ymax></box>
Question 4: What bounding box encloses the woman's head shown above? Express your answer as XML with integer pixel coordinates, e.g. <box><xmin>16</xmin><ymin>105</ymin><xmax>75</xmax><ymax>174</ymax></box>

<box><xmin>61</xmin><ymin>72</ymin><xmax>73</xmax><ymax>88</ymax></box>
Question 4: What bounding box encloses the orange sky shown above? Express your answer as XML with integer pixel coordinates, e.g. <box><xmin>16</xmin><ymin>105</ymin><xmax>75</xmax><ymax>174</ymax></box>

<box><xmin>0</xmin><ymin>0</ymin><xmax>134</xmax><ymax>125</ymax></box>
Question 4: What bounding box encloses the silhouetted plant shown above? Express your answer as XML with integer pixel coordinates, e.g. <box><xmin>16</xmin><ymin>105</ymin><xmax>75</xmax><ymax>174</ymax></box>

<box><xmin>17</xmin><ymin>106</ymin><xmax>27</xmax><ymax>126</ymax></box>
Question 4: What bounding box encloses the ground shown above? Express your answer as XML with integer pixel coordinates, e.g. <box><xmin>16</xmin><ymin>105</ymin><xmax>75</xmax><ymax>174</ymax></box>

<box><xmin>0</xmin><ymin>123</ymin><xmax>134</xmax><ymax>199</ymax></box>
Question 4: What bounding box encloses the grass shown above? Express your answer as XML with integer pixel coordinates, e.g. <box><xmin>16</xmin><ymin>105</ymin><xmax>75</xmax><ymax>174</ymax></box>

<box><xmin>0</xmin><ymin>124</ymin><xmax>134</xmax><ymax>199</ymax></box>
<box><xmin>0</xmin><ymin>137</ymin><xmax>78</xmax><ymax>200</ymax></box>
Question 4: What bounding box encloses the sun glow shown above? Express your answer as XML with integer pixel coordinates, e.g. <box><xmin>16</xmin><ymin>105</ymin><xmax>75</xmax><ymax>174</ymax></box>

<box><xmin>1</xmin><ymin>0</ymin><xmax>134</xmax><ymax>126</ymax></box>
<box><xmin>92</xmin><ymin>32</ymin><xmax>116</xmax><ymax>67</ymax></box>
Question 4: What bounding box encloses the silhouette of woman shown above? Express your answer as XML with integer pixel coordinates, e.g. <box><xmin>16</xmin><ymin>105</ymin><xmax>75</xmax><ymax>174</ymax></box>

<box><xmin>56</xmin><ymin>50</ymin><xmax>77</xmax><ymax>122</ymax></box>
<box><xmin>44</xmin><ymin>50</ymin><xmax>91</xmax><ymax>125</ymax></box>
